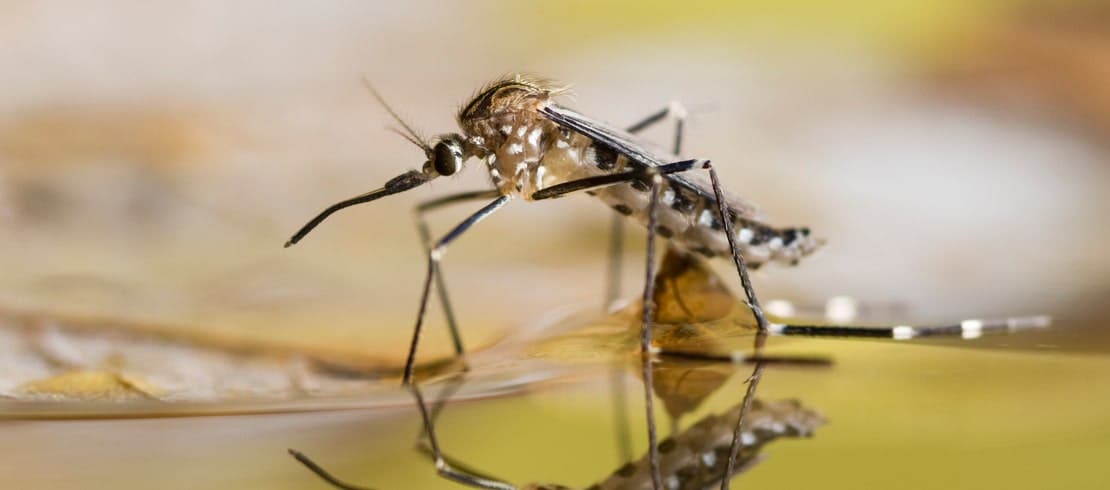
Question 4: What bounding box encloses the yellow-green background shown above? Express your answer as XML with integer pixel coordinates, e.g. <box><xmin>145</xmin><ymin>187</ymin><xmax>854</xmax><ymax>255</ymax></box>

<box><xmin>2</xmin><ymin>1</ymin><xmax>1108</xmax><ymax>489</ymax></box>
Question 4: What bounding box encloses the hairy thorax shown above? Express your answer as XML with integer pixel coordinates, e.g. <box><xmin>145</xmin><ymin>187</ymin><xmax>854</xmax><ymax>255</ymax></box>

<box><xmin>457</xmin><ymin>75</ymin><xmax>579</xmax><ymax>198</ymax></box>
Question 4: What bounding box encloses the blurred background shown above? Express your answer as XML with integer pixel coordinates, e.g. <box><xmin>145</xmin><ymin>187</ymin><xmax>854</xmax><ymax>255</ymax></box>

<box><xmin>2</xmin><ymin>1</ymin><xmax>1109</xmax><ymax>489</ymax></box>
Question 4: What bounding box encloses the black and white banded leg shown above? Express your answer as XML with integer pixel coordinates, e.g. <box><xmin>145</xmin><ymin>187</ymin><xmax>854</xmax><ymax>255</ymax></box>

<box><xmin>403</xmin><ymin>195</ymin><xmax>512</xmax><ymax>385</ymax></box>
<box><xmin>768</xmin><ymin>315</ymin><xmax>1052</xmax><ymax>340</ymax></box>
<box><xmin>413</xmin><ymin>190</ymin><xmax>502</xmax><ymax>360</ymax></box>
<box><xmin>655</xmin><ymin>315</ymin><xmax>1051</xmax><ymax>365</ymax></box>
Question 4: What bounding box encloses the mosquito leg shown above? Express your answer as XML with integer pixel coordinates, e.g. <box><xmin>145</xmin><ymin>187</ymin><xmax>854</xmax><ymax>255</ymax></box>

<box><xmin>704</xmin><ymin>163</ymin><xmax>769</xmax><ymax>332</ymax></box>
<box><xmin>409</xmin><ymin>371</ymin><xmax>471</xmax><ymax>455</ymax></box>
<box><xmin>413</xmin><ymin>190</ymin><xmax>501</xmax><ymax>358</ymax></box>
<box><xmin>288</xmin><ymin>449</ymin><xmax>378</xmax><ymax>490</ymax></box>
<box><xmin>625</xmin><ymin>101</ymin><xmax>689</xmax><ymax>155</ymax></box>
<box><xmin>423</xmin><ymin>373</ymin><xmax>470</xmax><ymax>428</ymax></box>
<box><xmin>768</xmin><ymin>315</ymin><xmax>1051</xmax><ymax>340</ymax></box>
<box><xmin>694</xmin><ymin>166</ymin><xmax>773</xmax><ymax>488</ymax></box>
<box><xmin>410</xmin><ymin>383</ymin><xmax>518</xmax><ymax>490</ymax></box>
<box><xmin>656</xmin><ymin>349</ymin><xmax>833</xmax><ymax>367</ymax></box>
<box><xmin>403</xmin><ymin>195</ymin><xmax>511</xmax><ymax>386</ymax></box>
<box><xmin>604</xmin><ymin>103</ymin><xmax>689</xmax><ymax>310</ymax></box>
<box><xmin>721</xmin><ymin>333</ymin><xmax>767</xmax><ymax>490</ymax></box>
<box><xmin>604</xmin><ymin>107</ymin><xmax>689</xmax><ymax>468</ymax></box>
<box><xmin>626</xmin><ymin>106</ymin><xmax>670</xmax><ymax>134</ymax></box>
<box><xmin>531</xmin><ymin>159</ymin><xmax>705</xmax><ymax>201</ymax></box>
<box><xmin>640</xmin><ymin>175</ymin><xmax>665</xmax><ymax>490</ymax></box>
<box><xmin>410</xmin><ymin>376</ymin><xmax>511</xmax><ymax>486</ymax></box>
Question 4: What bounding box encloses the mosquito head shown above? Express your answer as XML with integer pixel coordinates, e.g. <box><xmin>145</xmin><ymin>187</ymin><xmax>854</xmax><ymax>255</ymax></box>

<box><xmin>424</xmin><ymin>134</ymin><xmax>467</xmax><ymax>177</ymax></box>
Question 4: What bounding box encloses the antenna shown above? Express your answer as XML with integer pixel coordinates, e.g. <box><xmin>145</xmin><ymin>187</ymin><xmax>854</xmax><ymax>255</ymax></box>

<box><xmin>361</xmin><ymin>77</ymin><xmax>430</xmax><ymax>153</ymax></box>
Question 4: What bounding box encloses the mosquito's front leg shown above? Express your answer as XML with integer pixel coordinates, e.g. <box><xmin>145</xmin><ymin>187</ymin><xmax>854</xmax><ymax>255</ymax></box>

<box><xmin>410</xmin><ymin>383</ymin><xmax>519</xmax><ymax>490</ymax></box>
<box><xmin>287</xmin><ymin>450</ymin><xmax>376</xmax><ymax>490</ymax></box>
<box><xmin>403</xmin><ymin>195</ymin><xmax>512</xmax><ymax>385</ymax></box>
<box><xmin>288</xmin><ymin>373</ymin><xmax>508</xmax><ymax>490</ymax></box>
<box><xmin>413</xmin><ymin>190</ymin><xmax>501</xmax><ymax>360</ymax></box>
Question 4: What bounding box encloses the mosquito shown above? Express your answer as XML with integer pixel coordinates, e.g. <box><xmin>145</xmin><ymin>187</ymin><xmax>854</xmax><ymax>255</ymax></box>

<box><xmin>284</xmin><ymin>74</ymin><xmax>1050</xmax><ymax>489</ymax></box>
<box><xmin>284</xmin><ymin>72</ymin><xmax>823</xmax><ymax>376</ymax></box>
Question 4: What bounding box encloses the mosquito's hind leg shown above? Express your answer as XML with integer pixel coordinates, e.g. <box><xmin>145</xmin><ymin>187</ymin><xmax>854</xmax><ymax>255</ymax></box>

<box><xmin>704</xmin><ymin>163</ymin><xmax>769</xmax><ymax>332</ymax></box>
<box><xmin>413</xmin><ymin>190</ymin><xmax>501</xmax><ymax>360</ymax></box>
<box><xmin>288</xmin><ymin>374</ymin><xmax>509</xmax><ymax>490</ymax></box>
<box><xmin>404</xmin><ymin>195</ymin><xmax>511</xmax><ymax>385</ymax></box>
<box><xmin>605</xmin><ymin>103</ymin><xmax>689</xmax><ymax>310</ymax></box>
<box><xmin>720</xmin><ymin>333</ymin><xmax>767</xmax><ymax>490</ymax></box>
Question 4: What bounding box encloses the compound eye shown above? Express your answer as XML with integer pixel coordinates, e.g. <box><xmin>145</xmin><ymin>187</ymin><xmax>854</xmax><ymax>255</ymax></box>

<box><xmin>432</xmin><ymin>141</ymin><xmax>460</xmax><ymax>176</ymax></box>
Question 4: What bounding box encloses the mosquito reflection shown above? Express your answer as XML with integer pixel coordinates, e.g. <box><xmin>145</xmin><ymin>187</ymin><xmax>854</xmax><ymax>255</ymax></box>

<box><xmin>291</xmin><ymin>341</ymin><xmax>827</xmax><ymax>490</ymax></box>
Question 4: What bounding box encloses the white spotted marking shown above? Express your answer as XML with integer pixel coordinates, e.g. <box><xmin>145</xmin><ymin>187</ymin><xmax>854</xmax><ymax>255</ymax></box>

<box><xmin>740</xmin><ymin>432</ymin><xmax>756</xmax><ymax>446</ymax></box>
<box><xmin>701</xmin><ymin>451</ymin><xmax>717</xmax><ymax>468</ymax></box>
<box><xmin>697</xmin><ymin>208</ymin><xmax>715</xmax><ymax>227</ymax></box>
<box><xmin>737</xmin><ymin>227</ymin><xmax>754</xmax><ymax>244</ymax></box>
<box><xmin>961</xmin><ymin>319</ymin><xmax>983</xmax><ymax>339</ymax></box>
<box><xmin>535</xmin><ymin>164</ymin><xmax>546</xmax><ymax>183</ymax></box>
<box><xmin>661</xmin><ymin>189</ymin><xmax>675</xmax><ymax>206</ymax></box>
<box><xmin>526</xmin><ymin>127</ymin><xmax>542</xmax><ymax>146</ymax></box>
<box><xmin>665</xmin><ymin>476</ymin><xmax>680</xmax><ymax>489</ymax></box>
<box><xmin>892</xmin><ymin>325</ymin><xmax>915</xmax><ymax>340</ymax></box>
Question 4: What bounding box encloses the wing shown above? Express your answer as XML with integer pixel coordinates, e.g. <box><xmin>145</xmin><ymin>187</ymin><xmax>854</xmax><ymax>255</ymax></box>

<box><xmin>539</xmin><ymin>103</ymin><xmax>765</xmax><ymax>221</ymax></box>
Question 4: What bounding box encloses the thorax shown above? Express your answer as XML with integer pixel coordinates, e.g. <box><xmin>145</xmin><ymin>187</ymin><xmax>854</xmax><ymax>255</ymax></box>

<box><xmin>468</xmin><ymin>115</ymin><xmax>601</xmax><ymax>199</ymax></box>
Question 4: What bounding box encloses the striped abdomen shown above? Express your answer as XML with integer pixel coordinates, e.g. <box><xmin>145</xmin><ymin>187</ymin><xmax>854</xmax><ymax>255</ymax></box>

<box><xmin>539</xmin><ymin>136</ymin><xmax>822</xmax><ymax>269</ymax></box>
<box><xmin>589</xmin><ymin>398</ymin><xmax>823</xmax><ymax>490</ymax></box>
